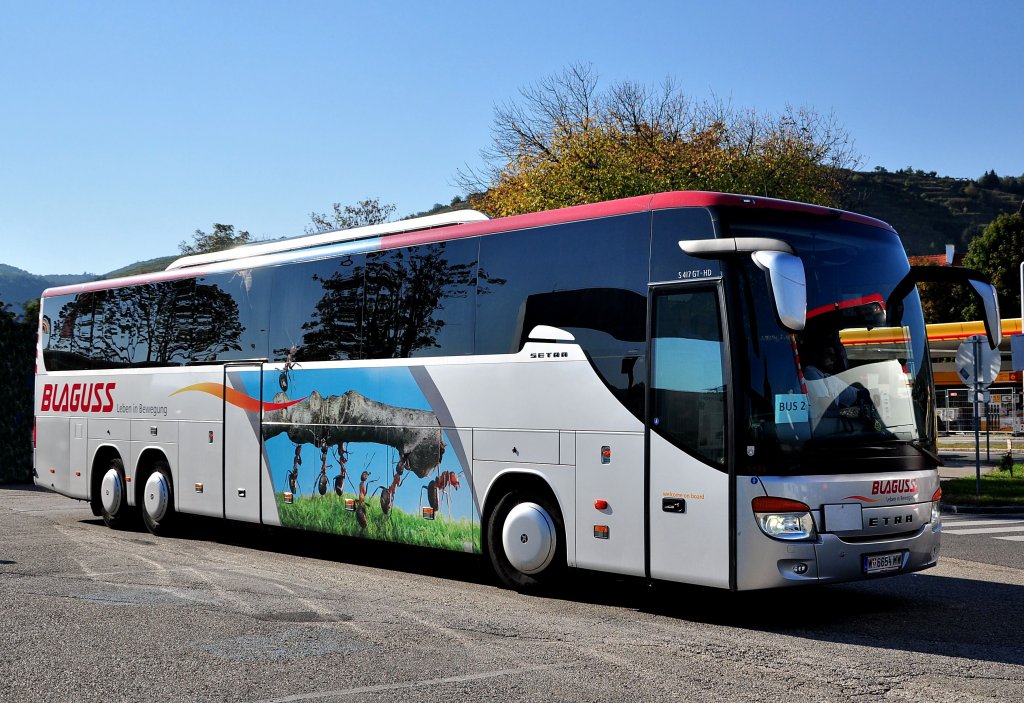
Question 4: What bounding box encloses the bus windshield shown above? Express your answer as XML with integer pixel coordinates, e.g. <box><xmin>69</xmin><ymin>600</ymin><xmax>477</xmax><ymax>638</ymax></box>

<box><xmin>728</xmin><ymin>215</ymin><xmax>935</xmax><ymax>475</ymax></box>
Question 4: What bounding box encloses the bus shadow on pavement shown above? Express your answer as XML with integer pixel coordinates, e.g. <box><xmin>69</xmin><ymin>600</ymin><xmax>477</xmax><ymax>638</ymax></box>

<box><xmin>606</xmin><ymin>573</ymin><xmax>1024</xmax><ymax>667</ymax></box>
<box><xmin>86</xmin><ymin>515</ymin><xmax>1024</xmax><ymax>667</ymax></box>
<box><xmin>137</xmin><ymin>515</ymin><xmax>494</xmax><ymax>586</ymax></box>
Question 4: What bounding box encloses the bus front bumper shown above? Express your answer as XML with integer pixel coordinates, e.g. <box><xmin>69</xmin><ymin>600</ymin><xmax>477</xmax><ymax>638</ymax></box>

<box><xmin>755</xmin><ymin>523</ymin><xmax>941</xmax><ymax>588</ymax></box>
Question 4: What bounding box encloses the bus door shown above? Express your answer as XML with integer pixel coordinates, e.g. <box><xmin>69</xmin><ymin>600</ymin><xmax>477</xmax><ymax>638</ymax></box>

<box><xmin>223</xmin><ymin>362</ymin><xmax>264</xmax><ymax>523</ymax></box>
<box><xmin>647</xmin><ymin>284</ymin><xmax>731</xmax><ymax>588</ymax></box>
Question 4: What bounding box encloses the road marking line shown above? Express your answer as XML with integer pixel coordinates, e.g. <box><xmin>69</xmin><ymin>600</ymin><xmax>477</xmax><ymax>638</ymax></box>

<box><xmin>939</xmin><ymin>519</ymin><xmax>1024</xmax><ymax>527</ymax></box>
<box><xmin>250</xmin><ymin>664</ymin><xmax>564</xmax><ymax>703</ymax></box>
<box><xmin>943</xmin><ymin>525</ymin><xmax>1024</xmax><ymax>535</ymax></box>
<box><xmin>993</xmin><ymin>535</ymin><xmax>1024</xmax><ymax>542</ymax></box>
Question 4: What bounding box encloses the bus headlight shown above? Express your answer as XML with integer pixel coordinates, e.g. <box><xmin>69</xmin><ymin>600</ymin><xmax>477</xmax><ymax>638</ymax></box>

<box><xmin>752</xmin><ymin>496</ymin><xmax>817</xmax><ymax>541</ymax></box>
<box><xmin>931</xmin><ymin>487</ymin><xmax>942</xmax><ymax>528</ymax></box>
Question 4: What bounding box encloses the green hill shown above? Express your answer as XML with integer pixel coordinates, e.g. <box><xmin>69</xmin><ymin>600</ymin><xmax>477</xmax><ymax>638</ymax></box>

<box><xmin>844</xmin><ymin>169</ymin><xmax>1023</xmax><ymax>256</ymax></box>
<box><xmin>101</xmin><ymin>255</ymin><xmax>178</xmax><ymax>279</ymax></box>
<box><xmin>0</xmin><ymin>264</ymin><xmax>96</xmax><ymax>314</ymax></box>
<box><xmin>0</xmin><ymin>256</ymin><xmax>176</xmax><ymax>316</ymax></box>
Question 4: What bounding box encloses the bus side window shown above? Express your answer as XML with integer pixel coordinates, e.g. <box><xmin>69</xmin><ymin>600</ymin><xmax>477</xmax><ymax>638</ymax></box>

<box><xmin>476</xmin><ymin>214</ymin><xmax>649</xmax><ymax>420</ymax></box>
<box><xmin>91</xmin><ymin>281</ymin><xmax>195</xmax><ymax>368</ymax></box>
<box><xmin>363</xmin><ymin>240</ymin><xmax>477</xmax><ymax>360</ymax></box>
<box><xmin>650</xmin><ymin>288</ymin><xmax>727</xmax><ymax>467</ymax></box>
<box><xmin>43</xmin><ymin>292</ymin><xmax>96</xmax><ymax>371</ymax></box>
<box><xmin>270</xmin><ymin>255</ymin><xmax>365</xmax><ymax>363</ymax></box>
<box><xmin>192</xmin><ymin>271</ymin><xmax>269</xmax><ymax>363</ymax></box>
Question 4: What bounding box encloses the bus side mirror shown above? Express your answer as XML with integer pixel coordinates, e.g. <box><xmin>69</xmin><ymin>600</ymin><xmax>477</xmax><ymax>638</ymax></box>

<box><xmin>968</xmin><ymin>279</ymin><xmax>1002</xmax><ymax>349</ymax></box>
<box><xmin>752</xmin><ymin>251</ymin><xmax>807</xmax><ymax>332</ymax></box>
<box><xmin>887</xmin><ymin>266</ymin><xmax>1001</xmax><ymax>350</ymax></box>
<box><xmin>678</xmin><ymin>237</ymin><xmax>806</xmax><ymax>332</ymax></box>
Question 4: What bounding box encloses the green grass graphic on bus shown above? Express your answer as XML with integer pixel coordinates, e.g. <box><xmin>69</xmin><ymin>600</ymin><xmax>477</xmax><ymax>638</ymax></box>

<box><xmin>274</xmin><ymin>493</ymin><xmax>480</xmax><ymax>552</ymax></box>
<box><xmin>256</xmin><ymin>366</ymin><xmax>478</xmax><ymax>553</ymax></box>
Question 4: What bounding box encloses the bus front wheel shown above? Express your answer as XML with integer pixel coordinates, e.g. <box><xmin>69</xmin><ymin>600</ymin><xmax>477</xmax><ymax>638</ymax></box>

<box><xmin>99</xmin><ymin>458</ymin><xmax>132</xmax><ymax>529</ymax></box>
<box><xmin>141</xmin><ymin>462</ymin><xmax>176</xmax><ymax>536</ymax></box>
<box><xmin>486</xmin><ymin>490</ymin><xmax>564</xmax><ymax>591</ymax></box>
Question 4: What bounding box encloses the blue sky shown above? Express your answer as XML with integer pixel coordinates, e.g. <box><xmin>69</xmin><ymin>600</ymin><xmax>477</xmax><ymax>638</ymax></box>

<box><xmin>2</xmin><ymin>1</ymin><xmax>1022</xmax><ymax>275</ymax></box>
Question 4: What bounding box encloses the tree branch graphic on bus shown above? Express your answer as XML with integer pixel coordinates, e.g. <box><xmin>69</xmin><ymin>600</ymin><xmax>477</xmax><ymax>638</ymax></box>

<box><xmin>264</xmin><ymin>390</ymin><xmax>446</xmax><ymax>478</ymax></box>
<box><xmin>262</xmin><ymin>379</ymin><xmax>476</xmax><ymax>553</ymax></box>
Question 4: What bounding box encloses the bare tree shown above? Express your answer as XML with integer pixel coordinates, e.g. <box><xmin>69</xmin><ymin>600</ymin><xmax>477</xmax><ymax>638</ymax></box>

<box><xmin>457</xmin><ymin>64</ymin><xmax>861</xmax><ymax>213</ymax></box>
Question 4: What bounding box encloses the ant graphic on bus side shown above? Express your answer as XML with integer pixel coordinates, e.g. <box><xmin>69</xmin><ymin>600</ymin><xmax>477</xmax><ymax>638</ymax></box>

<box><xmin>313</xmin><ymin>439</ymin><xmax>330</xmax><ymax>497</ymax></box>
<box><xmin>420</xmin><ymin>468</ymin><xmax>461</xmax><ymax>519</ymax></box>
<box><xmin>356</xmin><ymin>470</ymin><xmax>377</xmax><ymax>529</ymax></box>
<box><xmin>279</xmin><ymin>345</ymin><xmax>299</xmax><ymax>392</ymax></box>
<box><xmin>287</xmin><ymin>445</ymin><xmax>302</xmax><ymax>495</ymax></box>
<box><xmin>333</xmin><ymin>443</ymin><xmax>351</xmax><ymax>497</ymax></box>
<box><xmin>373</xmin><ymin>455</ymin><xmax>409</xmax><ymax>516</ymax></box>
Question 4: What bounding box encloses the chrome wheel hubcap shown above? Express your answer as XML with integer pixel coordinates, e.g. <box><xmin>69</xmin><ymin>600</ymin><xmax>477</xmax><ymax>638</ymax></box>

<box><xmin>501</xmin><ymin>502</ymin><xmax>556</xmax><ymax>574</ymax></box>
<box><xmin>100</xmin><ymin>468</ymin><xmax>122</xmax><ymax>515</ymax></box>
<box><xmin>144</xmin><ymin>472</ymin><xmax>169</xmax><ymax>523</ymax></box>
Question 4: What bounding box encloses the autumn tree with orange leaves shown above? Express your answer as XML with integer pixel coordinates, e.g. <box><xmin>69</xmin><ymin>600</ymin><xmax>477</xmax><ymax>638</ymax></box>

<box><xmin>458</xmin><ymin>64</ymin><xmax>860</xmax><ymax>216</ymax></box>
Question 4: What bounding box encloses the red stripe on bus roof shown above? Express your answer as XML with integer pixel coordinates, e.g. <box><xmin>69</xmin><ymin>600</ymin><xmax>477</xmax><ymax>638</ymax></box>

<box><xmin>382</xmin><ymin>191</ymin><xmax>894</xmax><ymax>249</ymax></box>
<box><xmin>381</xmin><ymin>194</ymin><xmax>658</xmax><ymax>249</ymax></box>
<box><xmin>652</xmin><ymin>192</ymin><xmax>894</xmax><ymax>231</ymax></box>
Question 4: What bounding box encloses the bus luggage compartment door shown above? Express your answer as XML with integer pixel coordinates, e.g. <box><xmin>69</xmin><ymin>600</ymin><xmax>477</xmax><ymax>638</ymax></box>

<box><xmin>69</xmin><ymin>418</ymin><xmax>88</xmax><ymax>498</ymax></box>
<box><xmin>223</xmin><ymin>363</ymin><xmax>263</xmax><ymax>523</ymax></box>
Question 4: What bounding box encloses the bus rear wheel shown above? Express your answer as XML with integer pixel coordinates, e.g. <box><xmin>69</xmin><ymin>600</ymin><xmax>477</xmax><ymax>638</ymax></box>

<box><xmin>486</xmin><ymin>490</ymin><xmax>564</xmax><ymax>591</ymax></box>
<box><xmin>99</xmin><ymin>458</ymin><xmax>132</xmax><ymax>529</ymax></box>
<box><xmin>141</xmin><ymin>462</ymin><xmax>176</xmax><ymax>536</ymax></box>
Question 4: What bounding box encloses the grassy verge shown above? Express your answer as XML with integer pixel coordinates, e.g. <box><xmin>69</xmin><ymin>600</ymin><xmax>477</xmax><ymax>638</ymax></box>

<box><xmin>275</xmin><ymin>492</ymin><xmax>481</xmax><ymax>553</ymax></box>
<box><xmin>941</xmin><ymin>466</ymin><xmax>1024</xmax><ymax>506</ymax></box>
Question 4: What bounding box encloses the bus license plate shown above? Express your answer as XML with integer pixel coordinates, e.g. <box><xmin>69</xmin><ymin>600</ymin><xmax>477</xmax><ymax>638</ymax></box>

<box><xmin>863</xmin><ymin>551</ymin><xmax>904</xmax><ymax>575</ymax></box>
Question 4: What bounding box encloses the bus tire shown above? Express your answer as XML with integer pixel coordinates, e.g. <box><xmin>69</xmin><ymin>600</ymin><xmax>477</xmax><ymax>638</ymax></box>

<box><xmin>99</xmin><ymin>458</ymin><xmax>132</xmax><ymax>529</ymax></box>
<box><xmin>141</xmin><ymin>462</ymin><xmax>176</xmax><ymax>536</ymax></box>
<box><xmin>486</xmin><ymin>490</ymin><xmax>564</xmax><ymax>591</ymax></box>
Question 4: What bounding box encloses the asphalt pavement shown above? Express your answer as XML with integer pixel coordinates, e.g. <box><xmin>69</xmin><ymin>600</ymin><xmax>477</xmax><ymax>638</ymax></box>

<box><xmin>3</xmin><ymin>485</ymin><xmax>1024</xmax><ymax>702</ymax></box>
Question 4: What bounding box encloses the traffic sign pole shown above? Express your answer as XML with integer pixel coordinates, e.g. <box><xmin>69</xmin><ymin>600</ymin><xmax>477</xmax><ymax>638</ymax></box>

<box><xmin>959</xmin><ymin>334</ymin><xmax>1000</xmax><ymax>497</ymax></box>
<box><xmin>974</xmin><ymin>335</ymin><xmax>981</xmax><ymax>497</ymax></box>
<box><xmin>986</xmin><ymin>395</ymin><xmax>991</xmax><ymax>461</ymax></box>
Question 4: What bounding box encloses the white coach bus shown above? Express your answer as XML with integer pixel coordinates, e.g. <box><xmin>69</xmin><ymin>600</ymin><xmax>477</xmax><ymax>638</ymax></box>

<box><xmin>33</xmin><ymin>192</ymin><xmax>1002</xmax><ymax>590</ymax></box>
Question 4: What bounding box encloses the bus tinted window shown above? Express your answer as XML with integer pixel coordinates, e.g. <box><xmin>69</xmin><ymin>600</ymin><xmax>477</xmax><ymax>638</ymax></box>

<box><xmin>476</xmin><ymin>214</ymin><xmax>649</xmax><ymax>418</ymax></box>
<box><xmin>42</xmin><ymin>292</ymin><xmax>97</xmax><ymax>371</ymax></box>
<box><xmin>650</xmin><ymin>207</ymin><xmax>719</xmax><ymax>283</ymax></box>
<box><xmin>91</xmin><ymin>281</ymin><xmax>194</xmax><ymax>367</ymax></box>
<box><xmin>364</xmin><ymin>240</ymin><xmax>477</xmax><ymax>359</ymax></box>
<box><xmin>191</xmin><ymin>270</ymin><xmax>269</xmax><ymax>363</ymax></box>
<box><xmin>476</xmin><ymin>214</ymin><xmax>648</xmax><ymax>355</ymax></box>
<box><xmin>650</xmin><ymin>287</ymin><xmax>727</xmax><ymax>467</ymax></box>
<box><xmin>271</xmin><ymin>255</ymin><xmax>365</xmax><ymax>362</ymax></box>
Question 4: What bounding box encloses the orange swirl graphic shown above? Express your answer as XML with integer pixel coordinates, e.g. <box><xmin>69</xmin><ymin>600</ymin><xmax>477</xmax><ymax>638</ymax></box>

<box><xmin>843</xmin><ymin>495</ymin><xmax>880</xmax><ymax>503</ymax></box>
<box><xmin>171</xmin><ymin>383</ymin><xmax>305</xmax><ymax>412</ymax></box>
